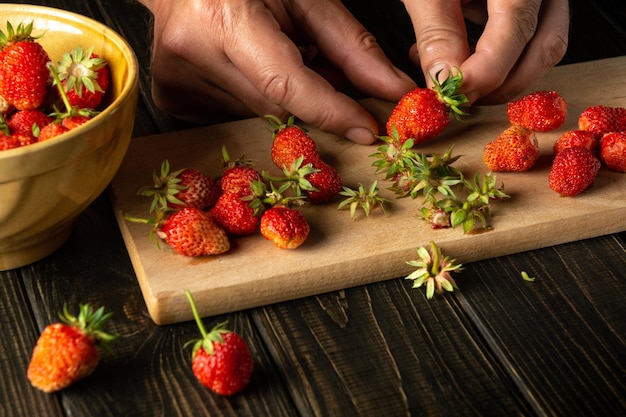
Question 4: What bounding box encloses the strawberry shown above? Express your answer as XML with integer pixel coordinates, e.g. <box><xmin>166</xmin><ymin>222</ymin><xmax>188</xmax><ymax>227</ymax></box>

<box><xmin>0</xmin><ymin>130</ymin><xmax>21</xmax><ymax>150</ymax></box>
<box><xmin>267</xmin><ymin>115</ymin><xmax>319</xmax><ymax>168</ymax></box>
<box><xmin>158</xmin><ymin>207</ymin><xmax>230</xmax><ymax>256</ymax></box>
<box><xmin>0</xmin><ymin>115</ymin><xmax>31</xmax><ymax>148</ymax></box>
<box><xmin>219</xmin><ymin>146</ymin><xmax>262</xmax><ymax>194</ymax></box>
<box><xmin>548</xmin><ymin>146</ymin><xmax>600</xmax><ymax>196</ymax></box>
<box><xmin>61</xmin><ymin>114</ymin><xmax>92</xmax><ymax>130</ymax></box>
<box><xmin>0</xmin><ymin>21</ymin><xmax>51</xmax><ymax>110</ymax></box>
<box><xmin>139</xmin><ymin>160</ymin><xmax>220</xmax><ymax>212</ymax></box>
<box><xmin>483</xmin><ymin>125</ymin><xmax>539</xmax><ymax>172</ymax></box>
<box><xmin>184</xmin><ymin>291</ymin><xmax>253</xmax><ymax>396</ymax></box>
<box><xmin>600</xmin><ymin>132</ymin><xmax>626</xmax><ymax>172</ymax></box>
<box><xmin>578</xmin><ymin>105</ymin><xmax>626</xmax><ymax>138</ymax></box>
<box><xmin>56</xmin><ymin>45</ymin><xmax>109</xmax><ymax>110</ymax></box>
<box><xmin>386</xmin><ymin>69</ymin><xmax>468</xmax><ymax>145</ymax></box>
<box><xmin>210</xmin><ymin>191</ymin><xmax>260</xmax><ymax>236</ymax></box>
<box><xmin>506</xmin><ymin>90</ymin><xmax>567</xmax><ymax>132</ymax></box>
<box><xmin>553</xmin><ymin>129</ymin><xmax>598</xmax><ymax>154</ymax></box>
<box><xmin>304</xmin><ymin>160</ymin><xmax>343</xmax><ymax>203</ymax></box>
<box><xmin>27</xmin><ymin>304</ymin><xmax>117</xmax><ymax>393</ymax></box>
<box><xmin>7</xmin><ymin>109</ymin><xmax>51</xmax><ymax>141</ymax></box>
<box><xmin>38</xmin><ymin>122</ymin><xmax>68</xmax><ymax>141</ymax></box>
<box><xmin>260</xmin><ymin>206</ymin><xmax>310</xmax><ymax>249</ymax></box>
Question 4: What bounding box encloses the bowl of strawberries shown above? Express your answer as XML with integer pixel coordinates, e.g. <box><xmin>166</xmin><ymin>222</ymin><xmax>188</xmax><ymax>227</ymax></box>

<box><xmin>0</xmin><ymin>4</ymin><xmax>138</xmax><ymax>270</ymax></box>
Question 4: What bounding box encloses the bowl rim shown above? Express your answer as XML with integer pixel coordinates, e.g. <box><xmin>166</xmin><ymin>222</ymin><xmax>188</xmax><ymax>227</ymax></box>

<box><xmin>0</xmin><ymin>4</ymin><xmax>139</xmax><ymax>161</ymax></box>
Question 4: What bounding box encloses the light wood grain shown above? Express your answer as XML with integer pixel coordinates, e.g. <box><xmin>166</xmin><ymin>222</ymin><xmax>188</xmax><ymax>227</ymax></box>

<box><xmin>109</xmin><ymin>57</ymin><xmax>626</xmax><ymax>324</ymax></box>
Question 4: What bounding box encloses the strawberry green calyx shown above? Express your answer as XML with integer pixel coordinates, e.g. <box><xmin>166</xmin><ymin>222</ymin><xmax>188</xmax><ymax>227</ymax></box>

<box><xmin>60</xmin><ymin>303</ymin><xmax>117</xmax><ymax>347</ymax></box>
<box><xmin>184</xmin><ymin>290</ymin><xmax>230</xmax><ymax>358</ymax></box>
<box><xmin>47</xmin><ymin>63</ymin><xmax>99</xmax><ymax>119</ymax></box>
<box><xmin>430</xmin><ymin>68</ymin><xmax>469</xmax><ymax>121</ymax></box>
<box><xmin>56</xmin><ymin>45</ymin><xmax>107</xmax><ymax>97</ymax></box>
<box><xmin>338</xmin><ymin>181</ymin><xmax>391</xmax><ymax>220</ymax></box>
<box><xmin>405</xmin><ymin>241</ymin><xmax>463</xmax><ymax>299</ymax></box>
<box><xmin>137</xmin><ymin>159</ymin><xmax>186</xmax><ymax>213</ymax></box>
<box><xmin>0</xmin><ymin>21</ymin><xmax>42</xmax><ymax>47</ymax></box>
<box><xmin>265</xmin><ymin>114</ymin><xmax>306</xmax><ymax>137</ymax></box>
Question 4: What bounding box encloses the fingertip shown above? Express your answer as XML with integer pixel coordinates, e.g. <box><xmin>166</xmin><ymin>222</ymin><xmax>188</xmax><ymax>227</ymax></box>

<box><xmin>345</xmin><ymin>127</ymin><xmax>377</xmax><ymax>145</ymax></box>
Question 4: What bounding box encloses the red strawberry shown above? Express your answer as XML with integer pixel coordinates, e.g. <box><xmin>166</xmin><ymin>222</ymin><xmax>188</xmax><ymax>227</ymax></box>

<box><xmin>483</xmin><ymin>125</ymin><xmax>539</xmax><ymax>172</ymax></box>
<box><xmin>578</xmin><ymin>105</ymin><xmax>626</xmax><ymax>138</ymax></box>
<box><xmin>210</xmin><ymin>191</ymin><xmax>260</xmax><ymax>236</ymax></box>
<box><xmin>304</xmin><ymin>160</ymin><xmax>343</xmax><ymax>203</ymax></box>
<box><xmin>27</xmin><ymin>304</ymin><xmax>117</xmax><ymax>393</ymax></box>
<box><xmin>0</xmin><ymin>130</ymin><xmax>21</xmax><ymax>150</ymax></box>
<box><xmin>600</xmin><ymin>132</ymin><xmax>626</xmax><ymax>172</ymax></box>
<box><xmin>38</xmin><ymin>122</ymin><xmax>68</xmax><ymax>141</ymax></box>
<box><xmin>158</xmin><ymin>207</ymin><xmax>230</xmax><ymax>256</ymax></box>
<box><xmin>7</xmin><ymin>109</ymin><xmax>51</xmax><ymax>141</ymax></box>
<box><xmin>386</xmin><ymin>69</ymin><xmax>468</xmax><ymax>145</ymax></box>
<box><xmin>220</xmin><ymin>165</ymin><xmax>261</xmax><ymax>195</ymax></box>
<box><xmin>548</xmin><ymin>146</ymin><xmax>600</xmax><ymax>196</ymax></box>
<box><xmin>553</xmin><ymin>129</ymin><xmax>598</xmax><ymax>154</ymax></box>
<box><xmin>0</xmin><ymin>21</ymin><xmax>51</xmax><ymax>110</ymax></box>
<box><xmin>61</xmin><ymin>114</ymin><xmax>92</xmax><ymax>130</ymax></box>
<box><xmin>267</xmin><ymin>115</ymin><xmax>319</xmax><ymax>168</ymax></box>
<box><xmin>56</xmin><ymin>45</ymin><xmax>109</xmax><ymax>109</ymax></box>
<box><xmin>260</xmin><ymin>206</ymin><xmax>310</xmax><ymax>249</ymax></box>
<box><xmin>139</xmin><ymin>160</ymin><xmax>220</xmax><ymax>212</ymax></box>
<box><xmin>185</xmin><ymin>291</ymin><xmax>253</xmax><ymax>396</ymax></box>
<box><xmin>507</xmin><ymin>90</ymin><xmax>567</xmax><ymax>132</ymax></box>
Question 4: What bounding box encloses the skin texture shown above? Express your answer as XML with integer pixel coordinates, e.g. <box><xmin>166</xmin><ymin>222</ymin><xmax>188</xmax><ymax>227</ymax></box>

<box><xmin>138</xmin><ymin>0</ymin><xmax>569</xmax><ymax>144</ymax></box>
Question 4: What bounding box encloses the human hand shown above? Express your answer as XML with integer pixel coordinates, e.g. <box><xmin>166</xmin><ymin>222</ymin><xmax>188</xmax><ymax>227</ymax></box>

<box><xmin>404</xmin><ymin>0</ymin><xmax>570</xmax><ymax>104</ymax></box>
<box><xmin>138</xmin><ymin>0</ymin><xmax>416</xmax><ymax>144</ymax></box>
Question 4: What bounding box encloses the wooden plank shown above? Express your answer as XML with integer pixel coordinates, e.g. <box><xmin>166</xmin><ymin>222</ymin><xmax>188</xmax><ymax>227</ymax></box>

<box><xmin>455</xmin><ymin>234</ymin><xmax>626</xmax><ymax>416</ymax></box>
<box><xmin>109</xmin><ymin>56</ymin><xmax>626</xmax><ymax>324</ymax></box>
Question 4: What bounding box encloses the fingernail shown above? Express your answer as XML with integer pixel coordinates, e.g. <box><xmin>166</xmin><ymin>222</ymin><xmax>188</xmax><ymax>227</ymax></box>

<box><xmin>345</xmin><ymin>127</ymin><xmax>376</xmax><ymax>145</ymax></box>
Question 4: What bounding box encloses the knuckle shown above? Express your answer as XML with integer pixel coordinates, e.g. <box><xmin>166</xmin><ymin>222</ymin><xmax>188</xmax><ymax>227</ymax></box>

<box><xmin>257</xmin><ymin>69</ymin><xmax>294</xmax><ymax>106</ymax></box>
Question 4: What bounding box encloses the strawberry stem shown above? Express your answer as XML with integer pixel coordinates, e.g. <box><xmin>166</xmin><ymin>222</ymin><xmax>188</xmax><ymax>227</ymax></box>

<box><xmin>185</xmin><ymin>290</ymin><xmax>208</xmax><ymax>339</ymax></box>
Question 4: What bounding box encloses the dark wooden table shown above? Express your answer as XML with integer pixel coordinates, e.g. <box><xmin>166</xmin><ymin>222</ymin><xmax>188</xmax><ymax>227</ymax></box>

<box><xmin>2</xmin><ymin>1</ymin><xmax>625</xmax><ymax>416</ymax></box>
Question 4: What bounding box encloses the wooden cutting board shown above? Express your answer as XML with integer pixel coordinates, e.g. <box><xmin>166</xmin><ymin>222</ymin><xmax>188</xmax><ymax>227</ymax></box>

<box><xmin>109</xmin><ymin>57</ymin><xmax>626</xmax><ymax>325</ymax></box>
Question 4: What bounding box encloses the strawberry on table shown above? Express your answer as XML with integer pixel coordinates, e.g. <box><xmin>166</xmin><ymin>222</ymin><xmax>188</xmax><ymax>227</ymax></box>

<box><xmin>27</xmin><ymin>304</ymin><xmax>117</xmax><ymax>393</ymax></box>
<box><xmin>386</xmin><ymin>68</ymin><xmax>468</xmax><ymax>145</ymax></box>
<box><xmin>548</xmin><ymin>146</ymin><xmax>601</xmax><ymax>196</ymax></box>
<box><xmin>267</xmin><ymin>115</ymin><xmax>320</xmax><ymax>168</ymax></box>
<box><xmin>184</xmin><ymin>291</ymin><xmax>253</xmax><ymax>396</ymax></box>
<box><xmin>553</xmin><ymin>130</ymin><xmax>598</xmax><ymax>154</ymax></box>
<box><xmin>139</xmin><ymin>160</ymin><xmax>220</xmax><ymax>212</ymax></box>
<box><xmin>304</xmin><ymin>160</ymin><xmax>343</xmax><ymax>204</ymax></box>
<box><xmin>260</xmin><ymin>206</ymin><xmax>310</xmax><ymax>249</ymax></box>
<box><xmin>0</xmin><ymin>21</ymin><xmax>51</xmax><ymax>110</ymax></box>
<box><xmin>219</xmin><ymin>146</ymin><xmax>262</xmax><ymax>194</ymax></box>
<box><xmin>483</xmin><ymin>125</ymin><xmax>539</xmax><ymax>172</ymax></box>
<box><xmin>158</xmin><ymin>207</ymin><xmax>230</xmax><ymax>256</ymax></box>
<box><xmin>578</xmin><ymin>105</ymin><xmax>626</xmax><ymax>138</ymax></box>
<box><xmin>56</xmin><ymin>45</ymin><xmax>109</xmax><ymax>110</ymax></box>
<box><xmin>210</xmin><ymin>191</ymin><xmax>260</xmax><ymax>236</ymax></box>
<box><xmin>506</xmin><ymin>90</ymin><xmax>567</xmax><ymax>132</ymax></box>
<box><xmin>600</xmin><ymin>132</ymin><xmax>626</xmax><ymax>172</ymax></box>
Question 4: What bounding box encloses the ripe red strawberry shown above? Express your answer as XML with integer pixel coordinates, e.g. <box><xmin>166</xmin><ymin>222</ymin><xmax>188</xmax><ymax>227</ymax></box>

<box><xmin>553</xmin><ymin>129</ymin><xmax>598</xmax><ymax>154</ymax></box>
<box><xmin>61</xmin><ymin>114</ymin><xmax>92</xmax><ymax>130</ymax></box>
<box><xmin>158</xmin><ymin>207</ymin><xmax>230</xmax><ymax>256</ymax></box>
<box><xmin>483</xmin><ymin>125</ymin><xmax>539</xmax><ymax>172</ymax></box>
<box><xmin>210</xmin><ymin>191</ymin><xmax>260</xmax><ymax>236</ymax></box>
<box><xmin>185</xmin><ymin>291</ymin><xmax>253</xmax><ymax>396</ymax></box>
<box><xmin>578</xmin><ymin>105</ymin><xmax>626</xmax><ymax>138</ymax></box>
<box><xmin>7</xmin><ymin>109</ymin><xmax>51</xmax><ymax>141</ymax></box>
<box><xmin>139</xmin><ymin>160</ymin><xmax>220</xmax><ymax>212</ymax></box>
<box><xmin>27</xmin><ymin>304</ymin><xmax>117</xmax><ymax>393</ymax></box>
<box><xmin>38</xmin><ymin>122</ymin><xmax>68</xmax><ymax>141</ymax></box>
<box><xmin>0</xmin><ymin>130</ymin><xmax>21</xmax><ymax>150</ymax></box>
<box><xmin>0</xmin><ymin>21</ymin><xmax>51</xmax><ymax>110</ymax></box>
<box><xmin>304</xmin><ymin>160</ymin><xmax>343</xmax><ymax>203</ymax></box>
<box><xmin>260</xmin><ymin>206</ymin><xmax>310</xmax><ymax>249</ymax></box>
<box><xmin>600</xmin><ymin>132</ymin><xmax>626</xmax><ymax>172</ymax></box>
<box><xmin>507</xmin><ymin>90</ymin><xmax>567</xmax><ymax>132</ymax></box>
<box><xmin>548</xmin><ymin>146</ymin><xmax>600</xmax><ymax>196</ymax></box>
<box><xmin>220</xmin><ymin>165</ymin><xmax>261</xmax><ymax>195</ymax></box>
<box><xmin>56</xmin><ymin>45</ymin><xmax>109</xmax><ymax>109</ymax></box>
<box><xmin>386</xmin><ymin>69</ymin><xmax>468</xmax><ymax>145</ymax></box>
<box><xmin>267</xmin><ymin>115</ymin><xmax>319</xmax><ymax>168</ymax></box>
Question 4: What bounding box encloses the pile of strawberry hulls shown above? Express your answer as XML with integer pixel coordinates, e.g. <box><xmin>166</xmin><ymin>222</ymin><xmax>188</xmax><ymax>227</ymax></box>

<box><xmin>0</xmin><ymin>21</ymin><xmax>109</xmax><ymax>150</ymax></box>
<box><xmin>130</xmin><ymin>116</ymin><xmax>344</xmax><ymax>257</ymax></box>
<box><xmin>483</xmin><ymin>90</ymin><xmax>626</xmax><ymax>197</ymax></box>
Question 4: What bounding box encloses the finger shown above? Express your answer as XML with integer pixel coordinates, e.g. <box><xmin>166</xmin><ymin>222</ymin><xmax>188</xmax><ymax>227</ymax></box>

<box><xmin>227</xmin><ymin>2</ymin><xmax>381</xmax><ymax>143</ymax></box>
<box><xmin>296</xmin><ymin>0</ymin><xmax>417</xmax><ymax>101</ymax></box>
<box><xmin>456</xmin><ymin>0</ymin><xmax>545</xmax><ymax>103</ymax></box>
<box><xmin>472</xmin><ymin>0</ymin><xmax>570</xmax><ymax>104</ymax></box>
<box><xmin>402</xmin><ymin>0</ymin><xmax>471</xmax><ymax>86</ymax></box>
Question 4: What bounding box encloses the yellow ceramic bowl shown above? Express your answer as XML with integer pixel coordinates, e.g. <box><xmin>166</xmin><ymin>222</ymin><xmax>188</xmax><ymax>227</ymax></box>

<box><xmin>0</xmin><ymin>4</ymin><xmax>138</xmax><ymax>270</ymax></box>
